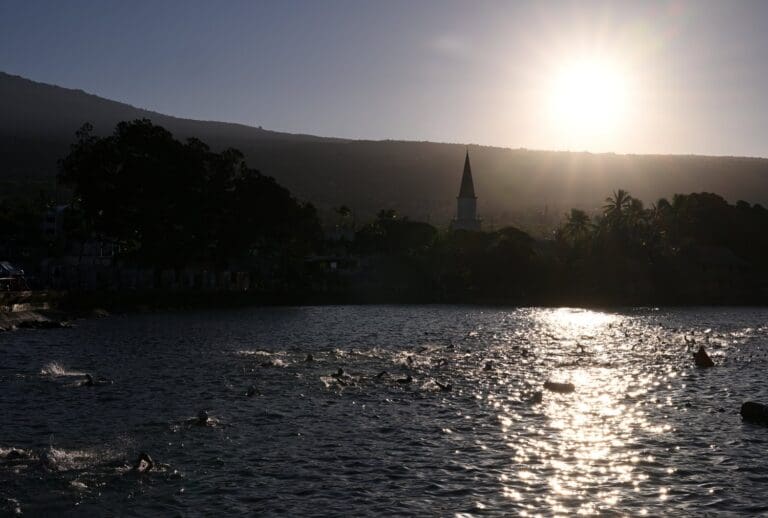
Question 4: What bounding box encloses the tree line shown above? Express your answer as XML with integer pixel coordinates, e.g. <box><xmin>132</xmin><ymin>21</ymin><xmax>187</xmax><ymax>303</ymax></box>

<box><xmin>2</xmin><ymin>119</ymin><xmax>768</xmax><ymax>304</ymax></box>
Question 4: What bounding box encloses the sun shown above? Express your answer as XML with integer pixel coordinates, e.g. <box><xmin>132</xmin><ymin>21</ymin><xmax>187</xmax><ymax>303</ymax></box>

<box><xmin>548</xmin><ymin>58</ymin><xmax>628</xmax><ymax>137</ymax></box>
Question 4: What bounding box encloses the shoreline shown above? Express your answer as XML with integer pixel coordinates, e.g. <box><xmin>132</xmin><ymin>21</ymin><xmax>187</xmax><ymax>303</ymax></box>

<box><xmin>0</xmin><ymin>309</ymin><xmax>74</xmax><ymax>331</ymax></box>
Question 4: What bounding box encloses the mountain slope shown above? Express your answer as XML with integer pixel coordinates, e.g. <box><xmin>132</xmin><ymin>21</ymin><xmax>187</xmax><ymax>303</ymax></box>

<box><xmin>3</xmin><ymin>71</ymin><xmax>768</xmax><ymax>229</ymax></box>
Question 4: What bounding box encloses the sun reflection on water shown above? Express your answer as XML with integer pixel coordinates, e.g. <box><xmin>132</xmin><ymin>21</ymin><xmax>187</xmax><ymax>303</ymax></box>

<box><xmin>495</xmin><ymin>308</ymin><xmax>672</xmax><ymax>515</ymax></box>
<box><xmin>544</xmin><ymin>308</ymin><xmax>619</xmax><ymax>335</ymax></box>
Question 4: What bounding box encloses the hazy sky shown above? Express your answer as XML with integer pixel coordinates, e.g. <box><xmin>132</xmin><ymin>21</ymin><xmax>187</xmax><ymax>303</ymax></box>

<box><xmin>2</xmin><ymin>0</ymin><xmax>768</xmax><ymax>157</ymax></box>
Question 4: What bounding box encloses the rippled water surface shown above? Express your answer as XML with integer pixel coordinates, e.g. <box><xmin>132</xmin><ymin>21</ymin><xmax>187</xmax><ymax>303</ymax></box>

<box><xmin>2</xmin><ymin>306</ymin><xmax>768</xmax><ymax>516</ymax></box>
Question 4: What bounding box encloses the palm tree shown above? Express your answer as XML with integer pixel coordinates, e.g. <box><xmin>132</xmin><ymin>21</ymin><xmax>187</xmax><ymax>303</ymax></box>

<box><xmin>603</xmin><ymin>189</ymin><xmax>634</xmax><ymax>221</ymax></box>
<box><xmin>562</xmin><ymin>209</ymin><xmax>593</xmax><ymax>243</ymax></box>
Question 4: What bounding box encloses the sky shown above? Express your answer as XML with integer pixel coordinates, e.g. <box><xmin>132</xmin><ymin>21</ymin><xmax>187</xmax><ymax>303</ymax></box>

<box><xmin>2</xmin><ymin>0</ymin><xmax>768</xmax><ymax>157</ymax></box>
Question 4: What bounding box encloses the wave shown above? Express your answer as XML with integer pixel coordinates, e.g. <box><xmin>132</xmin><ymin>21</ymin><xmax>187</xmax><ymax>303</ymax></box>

<box><xmin>40</xmin><ymin>446</ymin><xmax>104</xmax><ymax>472</ymax></box>
<box><xmin>235</xmin><ymin>350</ymin><xmax>280</xmax><ymax>357</ymax></box>
<box><xmin>0</xmin><ymin>446</ymin><xmax>32</xmax><ymax>459</ymax></box>
<box><xmin>40</xmin><ymin>361</ymin><xmax>85</xmax><ymax>377</ymax></box>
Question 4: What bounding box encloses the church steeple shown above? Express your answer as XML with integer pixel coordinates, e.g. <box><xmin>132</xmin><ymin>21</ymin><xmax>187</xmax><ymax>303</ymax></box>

<box><xmin>451</xmin><ymin>150</ymin><xmax>481</xmax><ymax>231</ymax></box>
<box><xmin>458</xmin><ymin>150</ymin><xmax>476</xmax><ymax>199</ymax></box>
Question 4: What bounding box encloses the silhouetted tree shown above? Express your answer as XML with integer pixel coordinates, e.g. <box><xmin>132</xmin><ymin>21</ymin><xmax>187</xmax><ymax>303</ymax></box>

<box><xmin>58</xmin><ymin>119</ymin><xmax>320</xmax><ymax>272</ymax></box>
<box><xmin>561</xmin><ymin>209</ymin><xmax>593</xmax><ymax>244</ymax></box>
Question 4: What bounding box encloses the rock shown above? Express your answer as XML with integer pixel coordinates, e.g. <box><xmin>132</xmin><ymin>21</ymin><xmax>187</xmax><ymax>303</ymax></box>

<box><xmin>740</xmin><ymin>401</ymin><xmax>768</xmax><ymax>425</ymax></box>
<box><xmin>543</xmin><ymin>381</ymin><xmax>575</xmax><ymax>394</ymax></box>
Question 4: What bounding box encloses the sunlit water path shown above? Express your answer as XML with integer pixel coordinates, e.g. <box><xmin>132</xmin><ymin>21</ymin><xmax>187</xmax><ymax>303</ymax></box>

<box><xmin>2</xmin><ymin>306</ymin><xmax>768</xmax><ymax>516</ymax></box>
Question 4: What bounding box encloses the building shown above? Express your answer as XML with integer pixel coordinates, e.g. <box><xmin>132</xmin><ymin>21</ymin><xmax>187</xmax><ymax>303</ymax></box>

<box><xmin>451</xmin><ymin>151</ymin><xmax>482</xmax><ymax>231</ymax></box>
<box><xmin>0</xmin><ymin>261</ymin><xmax>30</xmax><ymax>291</ymax></box>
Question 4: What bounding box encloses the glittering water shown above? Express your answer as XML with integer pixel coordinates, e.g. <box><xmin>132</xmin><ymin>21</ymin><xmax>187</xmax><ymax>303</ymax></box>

<box><xmin>2</xmin><ymin>306</ymin><xmax>768</xmax><ymax>516</ymax></box>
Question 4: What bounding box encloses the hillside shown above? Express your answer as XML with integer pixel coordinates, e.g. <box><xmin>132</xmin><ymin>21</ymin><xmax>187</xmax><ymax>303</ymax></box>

<box><xmin>3</xmin><ymin>71</ymin><xmax>768</xmax><ymax>230</ymax></box>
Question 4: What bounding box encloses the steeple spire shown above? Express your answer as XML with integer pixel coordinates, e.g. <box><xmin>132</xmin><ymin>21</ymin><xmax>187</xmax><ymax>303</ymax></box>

<box><xmin>458</xmin><ymin>150</ymin><xmax>476</xmax><ymax>199</ymax></box>
<box><xmin>452</xmin><ymin>149</ymin><xmax>481</xmax><ymax>231</ymax></box>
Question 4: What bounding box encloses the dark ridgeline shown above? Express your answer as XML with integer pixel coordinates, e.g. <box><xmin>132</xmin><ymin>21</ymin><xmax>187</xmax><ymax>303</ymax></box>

<box><xmin>5</xmin><ymin>71</ymin><xmax>768</xmax><ymax>230</ymax></box>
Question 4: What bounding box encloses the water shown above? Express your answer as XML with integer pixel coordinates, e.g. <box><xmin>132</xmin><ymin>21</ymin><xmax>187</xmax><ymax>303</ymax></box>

<box><xmin>2</xmin><ymin>306</ymin><xmax>768</xmax><ymax>516</ymax></box>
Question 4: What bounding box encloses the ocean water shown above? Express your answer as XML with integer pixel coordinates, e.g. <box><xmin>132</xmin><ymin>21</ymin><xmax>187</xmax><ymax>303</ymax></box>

<box><xmin>1</xmin><ymin>305</ymin><xmax>768</xmax><ymax>516</ymax></box>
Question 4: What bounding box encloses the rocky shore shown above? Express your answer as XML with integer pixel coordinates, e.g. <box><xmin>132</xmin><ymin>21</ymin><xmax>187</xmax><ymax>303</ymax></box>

<box><xmin>0</xmin><ymin>291</ymin><xmax>102</xmax><ymax>332</ymax></box>
<box><xmin>0</xmin><ymin>310</ymin><xmax>73</xmax><ymax>332</ymax></box>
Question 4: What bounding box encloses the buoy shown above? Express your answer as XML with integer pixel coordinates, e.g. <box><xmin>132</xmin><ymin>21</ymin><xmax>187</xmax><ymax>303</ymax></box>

<box><xmin>543</xmin><ymin>381</ymin><xmax>575</xmax><ymax>394</ymax></box>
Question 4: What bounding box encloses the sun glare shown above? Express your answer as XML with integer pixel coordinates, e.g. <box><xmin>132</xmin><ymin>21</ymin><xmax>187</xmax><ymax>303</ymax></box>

<box><xmin>548</xmin><ymin>58</ymin><xmax>628</xmax><ymax>137</ymax></box>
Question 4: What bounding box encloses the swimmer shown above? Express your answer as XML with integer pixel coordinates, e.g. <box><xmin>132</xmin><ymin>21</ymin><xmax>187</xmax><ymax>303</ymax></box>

<box><xmin>38</xmin><ymin>448</ymin><xmax>57</xmax><ymax>471</ymax></box>
<box><xmin>484</xmin><ymin>361</ymin><xmax>494</xmax><ymax>371</ymax></box>
<box><xmin>305</xmin><ymin>353</ymin><xmax>314</xmax><ymax>362</ymax></box>
<box><xmin>5</xmin><ymin>449</ymin><xmax>26</xmax><ymax>461</ymax></box>
<box><xmin>196</xmin><ymin>410</ymin><xmax>210</xmax><ymax>426</ymax></box>
<box><xmin>246</xmin><ymin>385</ymin><xmax>259</xmax><ymax>397</ymax></box>
<box><xmin>81</xmin><ymin>373</ymin><xmax>112</xmax><ymax>386</ymax></box>
<box><xmin>331</xmin><ymin>368</ymin><xmax>353</xmax><ymax>386</ymax></box>
<box><xmin>694</xmin><ymin>345</ymin><xmax>714</xmax><ymax>368</ymax></box>
<box><xmin>133</xmin><ymin>452</ymin><xmax>154</xmax><ymax>473</ymax></box>
<box><xmin>395</xmin><ymin>374</ymin><xmax>413</xmax><ymax>384</ymax></box>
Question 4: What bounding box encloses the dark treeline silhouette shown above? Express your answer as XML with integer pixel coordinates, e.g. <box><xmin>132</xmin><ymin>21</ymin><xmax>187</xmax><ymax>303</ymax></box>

<box><xmin>333</xmin><ymin>190</ymin><xmax>768</xmax><ymax>304</ymax></box>
<box><xmin>3</xmin><ymin>119</ymin><xmax>768</xmax><ymax>306</ymax></box>
<box><xmin>348</xmin><ymin>211</ymin><xmax>540</xmax><ymax>302</ymax></box>
<box><xmin>549</xmin><ymin>189</ymin><xmax>768</xmax><ymax>304</ymax></box>
<box><xmin>59</xmin><ymin>120</ymin><xmax>320</xmax><ymax>266</ymax></box>
<box><xmin>337</xmin><ymin>192</ymin><xmax>768</xmax><ymax>305</ymax></box>
<box><xmin>55</xmin><ymin>120</ymin><xmax>321</xmax><ymax>292</ymax></box>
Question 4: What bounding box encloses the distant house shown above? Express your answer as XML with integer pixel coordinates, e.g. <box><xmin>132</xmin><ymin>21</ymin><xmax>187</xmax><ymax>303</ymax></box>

<box><xmin>0</xmin><ymin>261</ymin><xmax>30</xmax><ymax>291</ymax></box>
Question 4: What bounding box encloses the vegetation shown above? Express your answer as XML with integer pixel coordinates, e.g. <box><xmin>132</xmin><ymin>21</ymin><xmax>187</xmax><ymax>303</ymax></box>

<box><xmin>342</xmin><ymin>190</ymin><xmax>768</xmax><ymax>304</ymax></box>
<box><xmin>549</xmin><ymin>190</ymin><xmax>768</xmax><ymax>303</ymax></box>
<box><xmin>3</xmin><ymin>118</ymin><xmax>768</xmax><ymax>305</ymax></box>
<box><xmin>0</xmin><ymin>195</ymin><xmax>48</xmax><ymax>258</ymax></box>
<box><xmin>58</xmin><ymin>120</ymin><xmax>321</xmax><ymax>283</ymax></box>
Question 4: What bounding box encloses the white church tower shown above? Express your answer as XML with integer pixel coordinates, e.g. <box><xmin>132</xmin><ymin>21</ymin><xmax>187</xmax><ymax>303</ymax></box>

<box><xmin>451</xmin><ymin>150</ymin><xmax>481</xmax><ymax>231</ymax></box>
